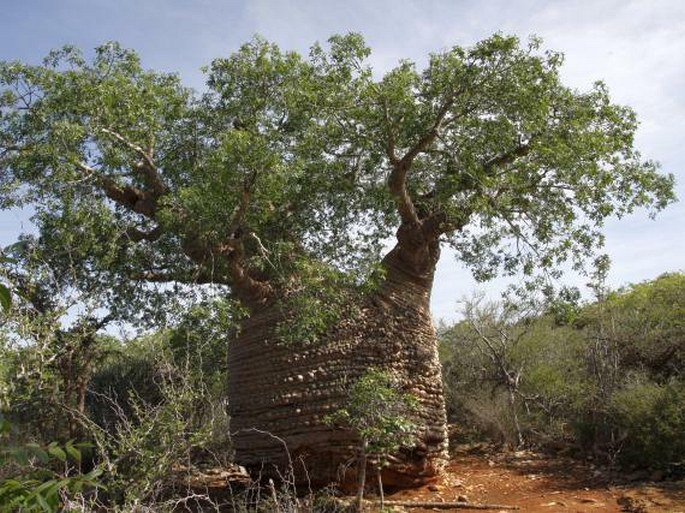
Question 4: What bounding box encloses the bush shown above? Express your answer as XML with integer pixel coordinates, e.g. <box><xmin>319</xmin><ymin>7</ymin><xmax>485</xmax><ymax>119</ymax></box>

<box><xmin>609</xmin><ymin>378</ymin><xmax>685</xmax><ymax>468</ymax></box>
<box><xmin>439</xmin><ymin>273</ymin><xmax>685</xmax><ymax>467</ymax></box>
<box><xmin>84</xmin><ymin>330</ymin><xmax>232</xmax><ymax>507</ymax></box>
<box><xmin>0</xmin><ymin>415</ymin><xmax>104</xmax><ymax>513</ymax></box>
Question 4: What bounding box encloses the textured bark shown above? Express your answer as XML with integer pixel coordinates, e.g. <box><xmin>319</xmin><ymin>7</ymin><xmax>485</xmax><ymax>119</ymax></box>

<box><xmin>228</xmin><ymin>234</ymin><xmax>448</xmax><ymax>488</ymax></box>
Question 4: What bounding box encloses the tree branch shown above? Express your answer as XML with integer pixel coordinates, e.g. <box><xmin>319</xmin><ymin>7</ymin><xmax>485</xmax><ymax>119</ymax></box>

<box><xmin>99</xmin><ymin>127</ymin><xmax>167</xmax><ymax>195</ymax></box>
<box><xmin>129</xmin><ymin>269</ymin><xmax>223</xmax><ymax>285</ymax></box>
<box><xmin>76</xmin><ymin>162</ymin><xmax>157</xmax><ymax>218</ymax></box>
<box><xmin>483</xmin><ymin>136</ymin><xmax>537</xmax><ymax>174</ymax></box>
<box><xmin>124</xmin><ymin>225</ymin><xmax>163</xmax><ymax>243</ymax></box>
<box><xmin>227</xmin><ymin>175</ymin><xmax>256</xmax><ymax>236</ymax></box>
<box><xmin>383</xmin><ymin>100</ymin><xmax>399</xmax><ymax>166</ymax></box>
<box><xmin>217</xmin><ymin>239</ymin><xmax>273</xmax><ymax>308</ymax></box>
<box><xmin>78</xmin><ymin>152</ymin><xmax>273</xmax><ymax>309</ymax></box>
<box><xmin>399</xmin><ymin>98</ymin><xmax>455</xmax><ymax>167</ymax></box>
<box><xmin>389</xmin><ymin>98</ymin><xmax>455</xmax><ymax>226</ymax></box>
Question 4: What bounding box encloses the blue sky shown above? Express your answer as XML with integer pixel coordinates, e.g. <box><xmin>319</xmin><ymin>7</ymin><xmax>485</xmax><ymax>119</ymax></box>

<box><xmin>1</xmin><ymin>0</ymin><xmax>683</xmax><ymax>321</ymax></box>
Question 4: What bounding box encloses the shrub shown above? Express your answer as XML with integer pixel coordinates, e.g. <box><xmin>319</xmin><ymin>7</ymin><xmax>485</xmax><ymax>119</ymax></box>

<box><xmin>325</xmin><ymin>369</ymin><xmax>418</xmax><ymax>512</ymax></box>
<box><xmin>84</xmin><ymin>331</ymin><xmax>232</xmax><ymax>507</ymax></box>
<box><xmin>609</xmin><ymin>378</ymin><xmax>685</xmax><ymax>468</ymax></box>
<box><xmin>0</xmin><ymin>415</ymin><xmax>104</xmax><ymax>512</ymax></box>
<box><xmin>439</xmin><ymin>273</ymin><xmax>685</xmax><ymax>465</ymax></box>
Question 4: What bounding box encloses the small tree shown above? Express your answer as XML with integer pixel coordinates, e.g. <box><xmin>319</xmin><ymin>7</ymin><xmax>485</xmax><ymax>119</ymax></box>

<box><xmin>0</xmin><ymin>243</ymin><xmax>116</xmax><ymax>441</ymax></box>
<box><xmin>326</xmin><ymin>369</ymin><xmax>418</xmax><ymax>512</ymax></box>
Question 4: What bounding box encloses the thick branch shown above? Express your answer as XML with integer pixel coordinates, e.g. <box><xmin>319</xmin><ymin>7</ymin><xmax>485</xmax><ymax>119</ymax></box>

<box><xmin>483</xmin><ymin>138</ymin><xmax>535</xmax><ymax>174</ymax></box>
<box><xmin>77</xmin><ymin>162</ymin><xmax>157</xmax><ymax>218</ymax></box>
<box><xmin>78</xmin><ymin>154</ymin><xmax>273</xmax><ymax>309</ymax></box>
<box><xmin>128</xmin><ymin>230</ymin><xmax>272</xmax><ymax>308</ymax></box>
<box><xmin>124</xmin><ymin>225</ymin><xmax>163</xmax><ymax>243</ymax></box>
<box><xmin>388</xmin><ymin>161</ymin><xmax>421</xmax><ymax>225</ymax></box>
<box><xmin>99</xmin><ymin>127</ymin><xmax>166</xmax><ymax>195</ymax></box>
<box><xmin>389</xmin><ymin>98</ymin><xmax>455</xmax><ymax>225</ymax></box>
<box><xmin>421</xmin><ymin>211</ymin><xmax>465</xmax><ymax>239</ymax></box>
<box><xmin>217</xmin><ymin>239</ymin><xmax>273</xmax><ymax>309</ymax></box>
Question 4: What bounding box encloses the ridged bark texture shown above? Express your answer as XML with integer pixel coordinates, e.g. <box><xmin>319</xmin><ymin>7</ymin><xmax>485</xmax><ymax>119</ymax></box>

<box><xmin>228</xmin><ymin>247</ymin><xmax>448</xmax><ymax>488</ymax></box>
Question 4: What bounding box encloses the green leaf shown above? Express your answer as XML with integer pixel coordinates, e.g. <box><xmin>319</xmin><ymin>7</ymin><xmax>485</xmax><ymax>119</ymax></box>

<box><xmin>25</xmin><ymin>443</ymin><xmax>49</xmax><ymax>464</ymax></box>
<box><xmin>47</xmin><ymin>445</ymin><xmax>67</xmax><ymax>463</ymax></box>
<box><xmin>64</xmin><ymin>441</ymin><xmax>81</xmax><ymax>462</ymax></box>
<box><xmin>84</xmin><ymin>467</ymin><xmax>103</xmax><ymax>481</ymax></box>
<box><xmin>0</xmin><ymin>284</ymin><xmax>10</xmax><ymax>313</ymax></box>
<box><xmin>35</xmin><ymin>479</ymin><xmax>58</xmax><ymax>494</ymax></box>
<box><xmin>35</xmin><ymin>492</ymin><xmax>52</xmax><ymax>512</ymax></box>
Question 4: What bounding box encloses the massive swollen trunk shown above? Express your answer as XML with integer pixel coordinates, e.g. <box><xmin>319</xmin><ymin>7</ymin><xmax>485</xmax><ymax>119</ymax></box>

<box><xmin>227</xmin><ymin>240</ymin><xmax>448</xmax><ymax>487</ymax></box>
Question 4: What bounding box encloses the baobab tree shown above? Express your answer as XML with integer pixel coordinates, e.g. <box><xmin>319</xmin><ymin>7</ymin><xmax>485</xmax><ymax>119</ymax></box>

<box><xmin>0</xmin><ymin>34</ymin><xmax>674</xmax><ymax>485</ymax></box>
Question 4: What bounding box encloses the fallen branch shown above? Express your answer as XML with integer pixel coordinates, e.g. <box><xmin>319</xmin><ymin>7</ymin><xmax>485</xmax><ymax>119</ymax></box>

<box><xmin>377</xmin><ymin>500</ymin><xmax>519</xmax><ymax>510</ymax></box>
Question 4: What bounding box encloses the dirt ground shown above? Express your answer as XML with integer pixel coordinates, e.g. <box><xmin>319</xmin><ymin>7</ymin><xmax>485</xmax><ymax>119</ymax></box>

<box><xmin>385</xmin><ymin>446</ymin><xmax>685</xmax><ymax>513</ymax></box>
<box><xmin>183</xmin><ymin>446</ymin><xmax>685</xmax><ymax>512</ymax></box>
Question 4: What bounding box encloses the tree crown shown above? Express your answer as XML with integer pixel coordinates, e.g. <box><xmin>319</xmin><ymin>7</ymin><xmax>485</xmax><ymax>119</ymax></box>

<box><xmin>0</xmin><ymin>34</ymin><xmax>675</xmax><ymax>317</ymax></box>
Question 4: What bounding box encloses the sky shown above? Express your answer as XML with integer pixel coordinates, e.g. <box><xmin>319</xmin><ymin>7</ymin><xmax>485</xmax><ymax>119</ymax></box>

<box><xmin>0</xmin><ymin>0</ymin><xmax>683</xmax><ymax>321</ymax></box>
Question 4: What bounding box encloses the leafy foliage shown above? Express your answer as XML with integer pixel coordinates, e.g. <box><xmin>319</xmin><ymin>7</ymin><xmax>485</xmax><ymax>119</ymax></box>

<box><xmin>0</xmin><ymin>255</ymin><xmax>14</xmax><ymax>314</ymax></box>
<box><xmin>440</xmin><ymin>272</ymin><xmax>685</xmax><ymax>469</ymax></box>
<box><xmin>326</xmin><ymin>369</ymin><xmax>418</xmax><ymax>510</ymax></box>
<box><xmin>0</xmin><ymin>416</ymin><xmax>104</xmax><ymax>512</ymax></box>
<box><xmin>608</xmin><ymin>378</ymin><xmax>685</xmax><ymax>468</ymax></box>
<box><xmin>0</xmin><ymin>271</ymin><xmax>233</xmax><ymax>510</ymax></box>
<box><xmin>0</xmin><ymin>32</ymin><xmax>678</xmax><ymax>503</ymax></box>
<box><xmin>0</xmin><ymin>34</ymin><xmax>674</xmax><ymax>321</ymax></box>
<box><xmin>0</xmin><ymin>284</ymin><xmax>9</xmax><ymax>313</ymax></box>
<box><xmin>327</xmin><ymin>369</ymin><xmax>418</xmax><ymax>456</ymax></box>
<box><xmin>599</xmin><ymin>273</ymin><xmax>684</xmax><ymax>380</ymax></box>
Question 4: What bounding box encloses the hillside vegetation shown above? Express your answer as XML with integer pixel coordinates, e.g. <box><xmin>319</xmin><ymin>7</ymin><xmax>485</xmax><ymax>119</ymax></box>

<box><xmin>440</xmin><ymin>272</ymin><xmax>685</xmax><ymax>470</ymax></box>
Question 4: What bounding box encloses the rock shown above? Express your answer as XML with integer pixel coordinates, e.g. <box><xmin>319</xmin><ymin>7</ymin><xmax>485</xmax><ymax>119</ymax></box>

<box><xmin>579</xmin><ymin>497</ymin><xmax>599</xmax><ymax>503</ymax></box>
<box><xmin>617</xmin><ymin>495</ymin><xmax>649</xmax><ymax>513</ymax></box>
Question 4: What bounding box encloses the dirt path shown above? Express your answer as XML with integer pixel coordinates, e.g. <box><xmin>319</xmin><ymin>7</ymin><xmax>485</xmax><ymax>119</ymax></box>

<box><xmin>385</xmin><ymin>450</ymin><xmax>685</xmax><ymax>513</ymax></box>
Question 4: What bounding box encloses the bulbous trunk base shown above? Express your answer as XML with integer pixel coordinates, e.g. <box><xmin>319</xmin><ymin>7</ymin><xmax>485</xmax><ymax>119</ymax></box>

<box><xmin>228</xmin><ymin>290</ymin><xmax>448</xmax><ymax>488</ymax></box>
